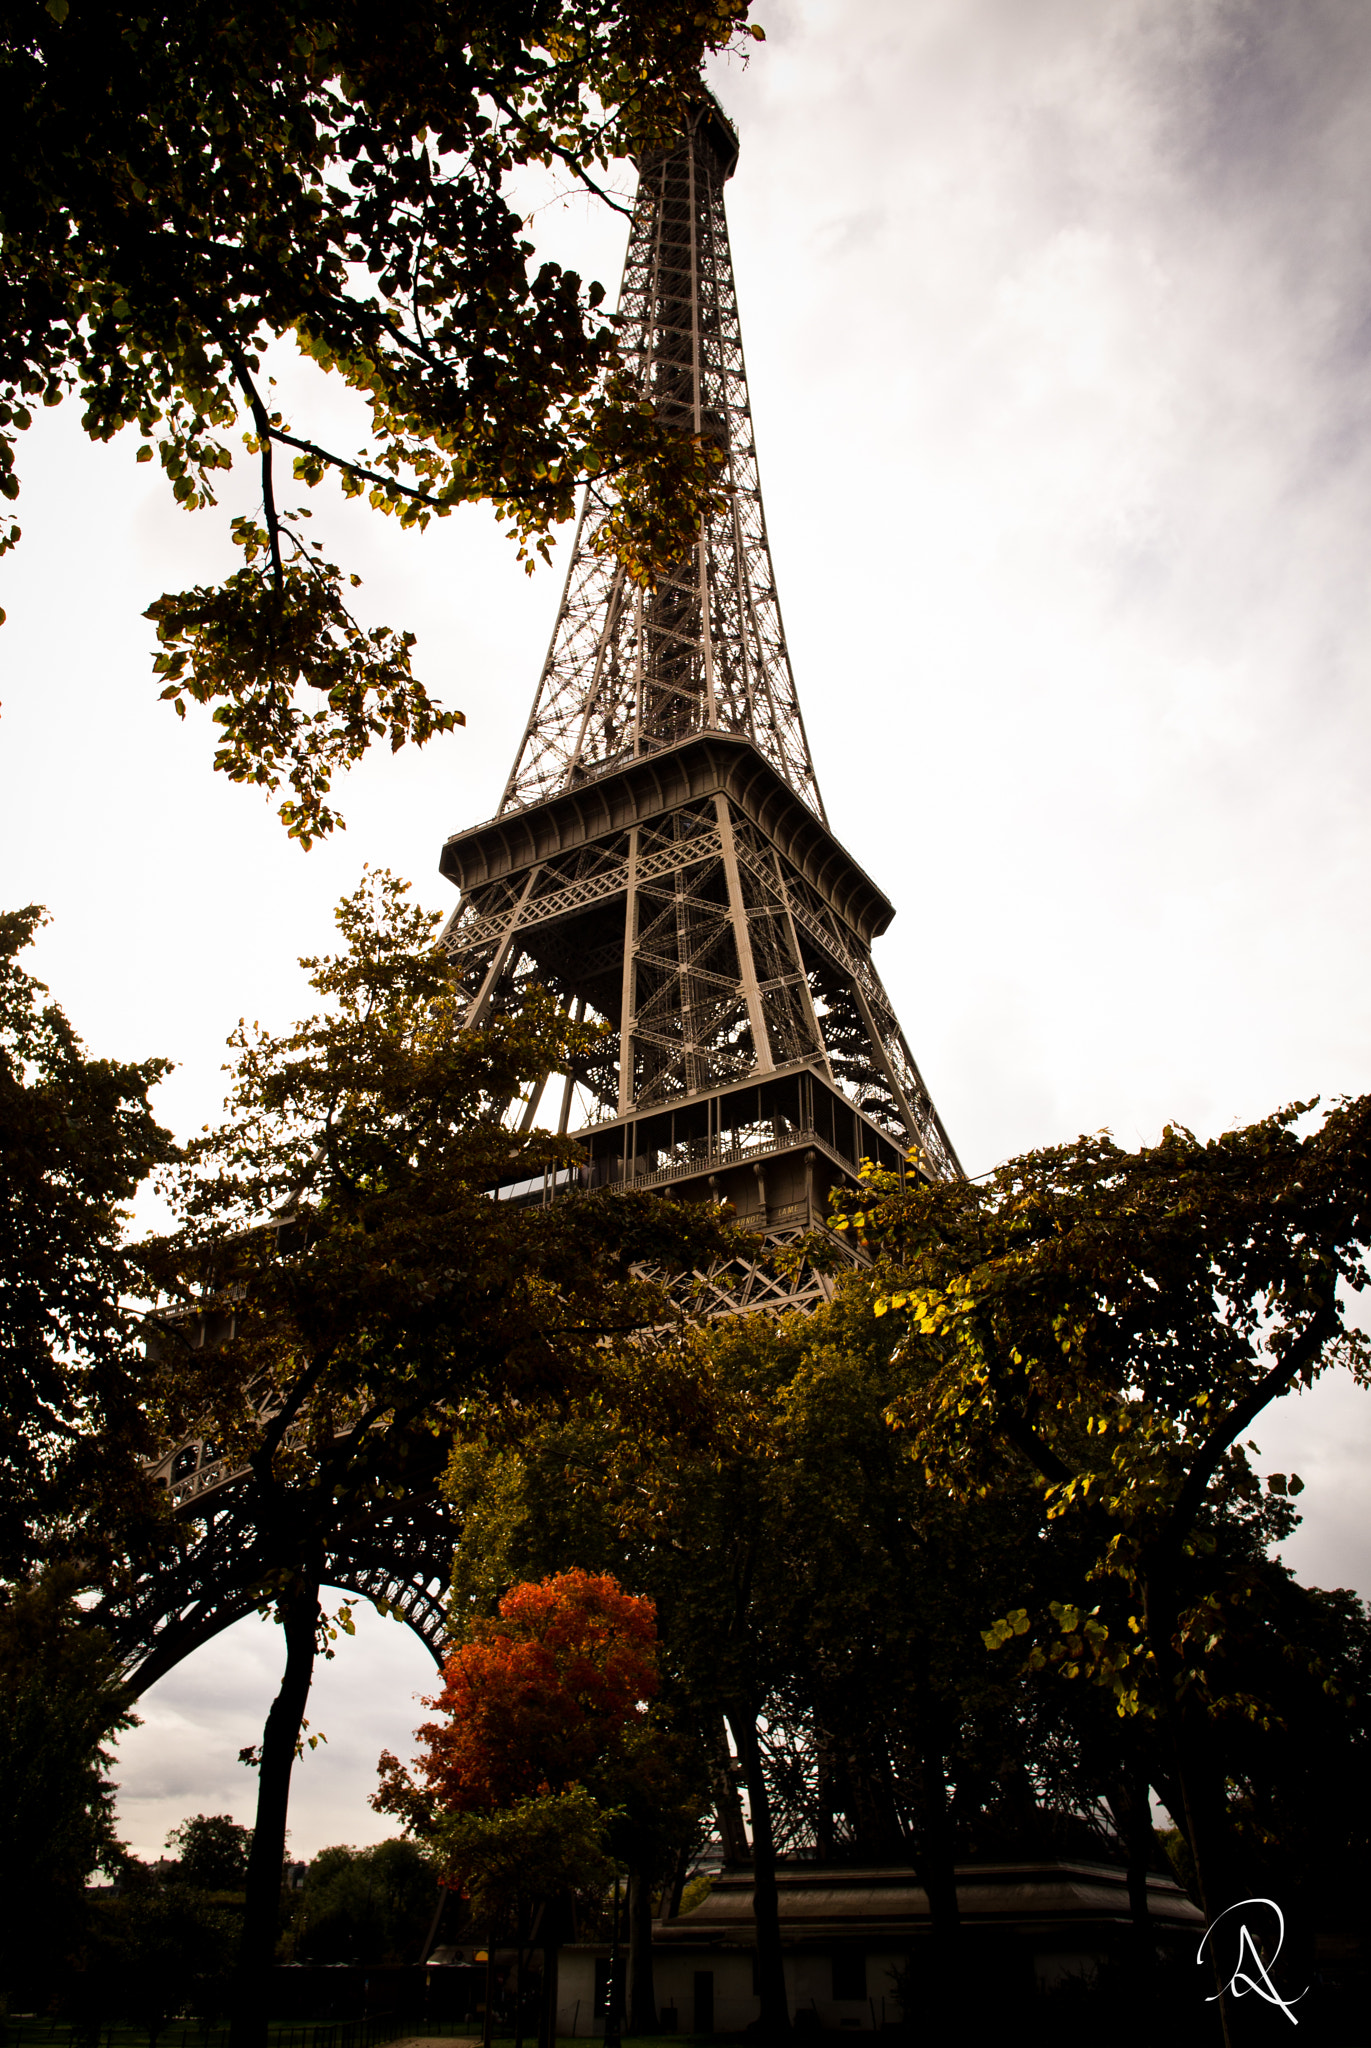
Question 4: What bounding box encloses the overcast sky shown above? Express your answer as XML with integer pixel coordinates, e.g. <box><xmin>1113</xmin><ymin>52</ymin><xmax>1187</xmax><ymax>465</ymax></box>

<box><xmin>5</xmin><ymin>0</ymin><xmax>1371</xmax><ymax>1859</ymax></box>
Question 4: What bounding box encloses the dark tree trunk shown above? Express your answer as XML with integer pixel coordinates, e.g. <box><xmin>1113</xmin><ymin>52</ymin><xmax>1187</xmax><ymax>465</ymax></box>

<box><xmin>539</xmin><ymin>1940</ymin><xmax>559</xmax><ymax>2048</ymax></box>
<box><xmin>658</xmin><ymin>1839</ymin><xmax>691</xmax><ymax>1924</ymax></box>
<box><xmin>904</xmin><ymin>1657</ymin><xmax>960</xmax><ymax>1972</ymax></box>
<box><xmin>231</xmin><ymin>1580</ymin><xmax>319</xmax><ymax>2048</ymax></box>
<box><xmin>481</xmin><ymin>1950</ymin><xmax>495</xmax><ymax>2048</ymax></box>
<box><xmin>814</xmin><ymin>1728</ymin><xmax>835</xmax><ymax>1863</ymax></box>
<box><xmin>916</xmin><ymin>1742</ymin><xmax>960</xmax><ymax>1946</ymax></box>
<box><xmin>539</xmin><ymin>1895</ymin><xmax>572</xmax><ymax>2048</ymax></box>
<box><xmin>1106</xmin><ymin>1759</ymin><xmax>1158</xmax><ymax>1998</ymax></box>
<box><xmin>1145</xmin><ymin>1564</ymin><xmax>1243</xmax><ymax>2048</ymax></box>
<box><xmin>713</xmin><ymin>1716</ymin><xmax>750</xmax><ymax>1866</ymax></box>
<box><xmin>627</xmin><ymin>1864</ymin><xmax>658</xmax><ymax>2034</ymax></box>
<box><xmin>729</xmin><ymin>1709</ymin><xmax>788</xmax><ymax>2044</ymax></box>
<box><xmin>911</xmin><ymin>1731</ymin><xmax>960</xmax><ymax>2039</ymax></box>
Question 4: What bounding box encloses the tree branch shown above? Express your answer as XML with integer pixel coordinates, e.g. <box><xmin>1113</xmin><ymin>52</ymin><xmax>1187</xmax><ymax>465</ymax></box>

<box><xmin>973</xmin><ymin>1313</ymin><xmax>1075</xmax><ymax>1487</ymax></box>
<box><xmin>224</xmin><ymin>343</ymin><xmax>285</xmax><ymax>591</ymax></box>
<box><xmin>1163</xmin><ymin>1307</ymin><xmax>1338</xmax><ymax>1557</ymax></box>
<box><xmin>483</xmin><ymin>86</ymin><xmax>637</xmax><ymax>220</ymax></box>
<box><xmin>266</xmin><ymin>420</ymin><xmax>639</xmax><ymax>518</ymax></box>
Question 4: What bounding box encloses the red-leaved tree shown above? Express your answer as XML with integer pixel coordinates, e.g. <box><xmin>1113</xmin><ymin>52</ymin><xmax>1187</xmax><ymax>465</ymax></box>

<box><xmin>376</xmin><ymin>1571</ymin><xmax>662</xmax><ymax>2048</ymax></box>
<box><xmin>399</xmin><ymin>1569</ymin><xmax>659</xmax><ymax>1814</ymax></box>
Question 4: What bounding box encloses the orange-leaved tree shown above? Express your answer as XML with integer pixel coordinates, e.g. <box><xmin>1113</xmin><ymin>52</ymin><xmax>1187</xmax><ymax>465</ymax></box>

<box><xmin>416</xmin><ymin>1569</ymin><xmax>659</xmax><ymax>1812</ymax></box>
<box><xmin>376</xmin><ymin>1571</ymin><xmax>664</xmax><ymax>2046</ymax></box>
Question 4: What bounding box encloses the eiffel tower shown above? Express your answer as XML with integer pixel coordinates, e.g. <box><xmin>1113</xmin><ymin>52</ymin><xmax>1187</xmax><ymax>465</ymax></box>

<box><xmin>439</xmin><ymin>92</ymin><xmax>960</xmax><ymax>1312</ymax></box>
<box><xmin>102</xmin><ymin>92</ymin><xmax>959</xmax><ymax>1688</ymax></box>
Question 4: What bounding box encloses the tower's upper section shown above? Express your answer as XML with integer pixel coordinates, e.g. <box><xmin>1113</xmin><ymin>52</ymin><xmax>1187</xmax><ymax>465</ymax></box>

<box><xmin>497</xmin><ymin>94</ymin><xmax>826</xmax><ymax>825</ymax></box>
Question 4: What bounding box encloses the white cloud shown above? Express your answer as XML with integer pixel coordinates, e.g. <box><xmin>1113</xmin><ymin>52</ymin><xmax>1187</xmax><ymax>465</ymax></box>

<box><xmin>113</xmin><ymin>1602</ymin><xmax>438</xmax><ymax>1863</ymax></box>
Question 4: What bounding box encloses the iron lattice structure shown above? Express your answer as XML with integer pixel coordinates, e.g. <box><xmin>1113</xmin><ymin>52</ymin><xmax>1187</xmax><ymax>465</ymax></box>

<box><xmin>501</xmin><ymin>101</ymin><xmax>821</xmax><ymax>822</ymax></box>
<box><xmin>103</xmin><ymin>93</ymin><xmax>960</xmax><ymax>1690</ymax></box>
<box><xmin>113</xmin><ymin>1440</ymin><xmax>455</xmax><ymax>1695</ymax></box>
<box><xmin>101</xmin><ymin>1313</ymin><xmax>457</xmax><ymax>1692</ymax></box>
<box><xmin>441</xmin><ymin>95</ymin><xmax>960</xmax><ymax>1291</ymax></box>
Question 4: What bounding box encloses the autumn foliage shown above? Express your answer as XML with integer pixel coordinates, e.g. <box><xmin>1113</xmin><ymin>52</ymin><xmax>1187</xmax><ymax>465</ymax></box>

<box><xmin>376</xmin><ymin>1570</ymin><xmax>658</xmax><ymax>1826</ymax></box>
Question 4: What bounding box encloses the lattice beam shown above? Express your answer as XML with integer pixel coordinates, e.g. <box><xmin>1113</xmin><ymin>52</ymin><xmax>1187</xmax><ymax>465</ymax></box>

<box><xmin>110</xmin><ymin>92</ymin><xmax>962</xmax><ymax>1703</ymax></box>
<box><xmin>499</xmin><ymin>98</ymin><xmax>824</xmax><ymax>823</ymax></box>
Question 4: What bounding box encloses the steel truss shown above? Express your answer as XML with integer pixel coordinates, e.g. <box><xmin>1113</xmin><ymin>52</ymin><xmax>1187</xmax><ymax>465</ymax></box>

<box><xmin>110</xmin><ymin>94</ymin><xmax>960</xmax><ymax>1692</ymax></box>
<box><xmin>440</xmin><ymin>91</ymin><xmax>961</xmax><ymax>1311</ymax></box>
<box><xmin>500</xmin><ymin>99</ymin><xmax>822</xmax><ymax>821</ymax></box>
<box><xmin>105</xmin><ymin>1483</ymin><xmax>454</xmax><ymax>1694</ymax></box>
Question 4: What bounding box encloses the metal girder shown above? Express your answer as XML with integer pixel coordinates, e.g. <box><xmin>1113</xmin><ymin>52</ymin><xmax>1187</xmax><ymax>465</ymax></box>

<box><xmin>98</xmin><ymin>1486</ymin><xmax>455</xmax><ymax>1695</ymax></box>
<box><xmin>109</xmin><ymin>93</ymin><xmax>962</xmax><ymax>1702</ymax></box>
<box><xmin>443</xmin><ymin>773</ymin><xmax>959</xmax><ymax>1178</ymax></box>
<box><xmin>497</xmin><ymin>98</ymin><xmax>825</xmax><ymax>825</ymax></box>
<box><xmin>441</xmin><ymin>95</ymin><xmax>960</xmax><ymax>1185</ymax></box>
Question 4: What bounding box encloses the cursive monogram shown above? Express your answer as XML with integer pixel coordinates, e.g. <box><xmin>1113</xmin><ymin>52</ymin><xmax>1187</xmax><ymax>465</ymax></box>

<box><xmin>1198</xmin><ymin>1897</ymin><xmax>1307</xmax><ymax>2025</ymax></box>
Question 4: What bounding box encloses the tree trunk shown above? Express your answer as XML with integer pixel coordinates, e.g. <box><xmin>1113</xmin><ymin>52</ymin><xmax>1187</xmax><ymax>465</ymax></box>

<box><xmin>231</xmin><ymin>1581</ymin><xmax>319</xmax><ymax>2048</ymax></box>
<box><xmin>514</xmin><ymin>1941</ymin><xmax>526</xmax><ymax>2048</ymax></box>
<box><xmin>911</xmin><ymin>1733</ymin><xmax>960</xmax><ymax>2039</ymax></box>
<box><xmin>1175</xmin><ymin>1724</ymin><xmax>1248</xmax><ymax>2048</ymax></box>
<box><xmin>1145</xmin><ymin>1565</ymin><xmax>1242</xmax><ymax>2048</ymax></box>
<box><xmin>713</xmin><ymin>1716</ymin><xmax>750</xmax><ymax>1866</ymax></box>
<box><xmin>481</xmin><ymin>1950</ymin><xmax>495</xmax><ymax>2048</ymax></box>
<box><xmin>814</xmin><ymin>1728</ymin><xmax>835</xmax><ymax>1863</ymax></box>
<box><xmin>658</xmin><ymin>1839</ymin><xmax>691</xmax><ymax>1924</ymax></box>
<box><xmin>540</xmin><ymin>1940</ymin><xmax>559</xmax><ymax>2048</ymax></box>
<box><xmin>627</xmin><ymin>1864</ymin><xmax>658</xmax><ymax>2034</ymax></box>
<box><xmin>1106</xmin><ymin>1761</ymin><xmax>1158</xmax><ymax>2001</ymax></box>
<box><xmin>916</xmin><ymin>1742</ymin><xmax>960</xmax><ymax>1944</ymax></box>
<box><xmin>729</xmin><ymin>1709</ymin><xmax>788</xmax><ymax>2044</ymax></box>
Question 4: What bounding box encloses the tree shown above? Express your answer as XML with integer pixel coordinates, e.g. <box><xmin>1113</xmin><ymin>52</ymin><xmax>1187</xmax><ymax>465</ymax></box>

<box><xmin>98</xmin><ymin>1881</ymin><xmax>238</xmax><ymax>2048</ymax></box>
<box><xmin>429</xmin><ymin>1786</ymin><xmax>613</xmax><ymax>2048</ymax></box>
<box><xmin>437</xmin><ymin>1296</ymin><xmax>1066</xmax><ymax>2044</ymax></box>
<box><xmin>439</xmin><ymin>1336</ymin><xmax>798</xmax><ymax>2037</ymax></box>
<box><xmin>3</xmin><ymin>2</ymin><xmax>761</xmax><ymax>841</ymax></box>
<box><xmin>0</xmin><ymin>1570</ymin><xmax>135</xmax><ymax>2024</ymax></box>
<box><xmin>390</xmin><ymin>1569</ymin><xmax>660</xmax><ymax>1813</ymax></box>
<box><xmin>844</xmin><ymin>1100</ymin><xmax>1371</xmax><ymax>2040</ymax></box>
<box><xmin>287</xmin><ymin>1838</ymin><xmax>436</xmax><ymax>1966</ymax></box>
<box><xmin>60</xmin><ymin>1853</ymin><xmax>239</xmax><ymax>2046</ymax></box>
<box><xmin>140</xmin><ymin>871</ymin><xmax>738</xmax><ymax>2048</ymax></box>
<box><xmin>1148</xmin><ymin>1561</ymin><xmax>1371</xmax><ymax>2023</ymax></box>
<box><xmin>166</xmin><ymin>1813</ymin><xmax>254</xmax><ymax>1891</ymax></box>
<box><xmin>377</xmin><ymin>1570</ymin><xmax>665</xmax><ymax>2048</ymax></box>
<box><xmin>0</xmin><ymin>905</ymin><xmax>174</xmax><ymax>1579</ymax></box>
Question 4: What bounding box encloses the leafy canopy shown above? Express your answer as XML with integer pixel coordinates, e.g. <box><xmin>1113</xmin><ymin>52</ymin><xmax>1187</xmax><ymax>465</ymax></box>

<box><xmin>427</xmin><ymin>1783</ymin><xmax>614</xmax><ymax>1938</ymax></box>
<box><xmin>440</xmin><ymin>1294</ymin><xmax>1055</xmax><ymax>1870</ymax></box>
<box><xmin>165</xmin><ymin>1813</ymin><xmax>254</xmax><ymax>1891</ymax></box>
<box><xmin>138</xmin><ymin>871</ymin><xmax>740</xmax><ymax>1616</ymax></box>
<box><xmin>376</xmin><ymin>1569</ymin><xmax>660</xmax><ymax>1933</ymax></box>
<box><xmin>0</xmin><ymin>1571</ymin><xmax>136</xmax><ymax>2007</ymax></box>
<box><xmin>0</xmin><ymin>905</ymin><xmax>175</xmax><ymax>1579</ymax></box>
<box><xmin>286</xmin><ymin>1837</ymin><xmax>435</xmax><ymax>1966</ymax></box>
<box><xmin>839</xmin><ymin>1099</ymin><xmax>1371</xmax><ymax>1718</ymax></box>
<box><xmin>3</xmin><ymin>1</ymin><xmax>761</xmax><ymax>841</ymax></box>
<box><xmin>378</xmin><ymin>1567</ymin><xmax>658</xmax><ymax>1822</ymax></box>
